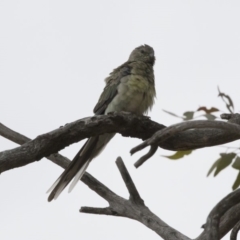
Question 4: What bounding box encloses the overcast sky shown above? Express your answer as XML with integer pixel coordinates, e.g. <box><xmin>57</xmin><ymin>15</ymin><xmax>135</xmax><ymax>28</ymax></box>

<box><xmin>1</xmin><ymin>1</ymin><xmax>240</xmax><ymax>240</ymax></box>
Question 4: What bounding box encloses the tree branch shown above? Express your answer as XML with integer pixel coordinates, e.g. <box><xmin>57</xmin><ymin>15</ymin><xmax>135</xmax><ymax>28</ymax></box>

<box><xmin>196</xmin><ymin>191</ymin><xmax>240</xmax><ymax>240</ymax></box>
<box><xmin>131</xmin><ymin>115</ymin><xmax>240</xmax><ymax>167</ymax></box>
<box><xmin>0</xmin><ymin>122</ymin><xmax>70</xmax><ymax>169</ymax></box>
<box><xmin>1</xmin><ymin>112</ymin><xmax>240</xmax><ymax>173</ymax></box>
<box><xmin>0</xmin><ymin>113</ymin><xmax>164</xmax><ymax>173</ymax></box>
<box><xmin>80</xmin><ymin>157</ymin><xmax>190</xmax><ymax>240</ymax></box>
<box><xmin>134</xmin><ymin>145</ymin><xmax>158</xmax><ymax>168</ymax></box>
<box><xmin>230</xmin><ymin>220</ymin><xmax>240</xmax><ymax>240</ymax></box>
<box><xmin>1</xmin><ymin>120</ymin><xmax>240</xmax><ymax>239</ymax></box>
<box><xmin>115</xmin><ymin>157</ymin><xmax>144</xmax><ymax>205</ymax></box>
<box><xmin>205</xmin><ymin>189</ymin><xmax>240</xmax><ymax>240</ymax></box>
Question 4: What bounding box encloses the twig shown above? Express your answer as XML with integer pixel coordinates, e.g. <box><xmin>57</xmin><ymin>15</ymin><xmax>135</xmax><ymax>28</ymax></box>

<box><xmin>218</xmin><ymin>87</ymin><xmax>234</xmax><ymax>114</ymax></box>
<box><xmin>80</xmin><ymin>207</ymin><xmax>120</xmax><ymax>216</ymax></box>
<box><xmin>115</xmin><ymin>157</ymin><xmax>144</xmax><ymax>204</ymax></box>
<box><xmin>134</xmin><ymin>145</ymin><xmax>158</xmax><ymax>168</ymax></box>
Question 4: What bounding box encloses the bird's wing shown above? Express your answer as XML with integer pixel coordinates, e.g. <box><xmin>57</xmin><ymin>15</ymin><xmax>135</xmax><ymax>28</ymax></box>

<box><xmin>93</xmin><ymin>64</ymin><xmax>131</xmax><ymax>115</ymax></box>
<box><xmin>47</xmin><ymin>63</ymin><xmax>132</xmax><ymax>202</ymax></box>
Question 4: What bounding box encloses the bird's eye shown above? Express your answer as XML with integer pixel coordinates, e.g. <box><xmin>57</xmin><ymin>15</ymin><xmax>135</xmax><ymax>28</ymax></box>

<box><xmin>140</xmin><ymin>50</ymin><xmax>145</xmax><ymax>54</ymax></box>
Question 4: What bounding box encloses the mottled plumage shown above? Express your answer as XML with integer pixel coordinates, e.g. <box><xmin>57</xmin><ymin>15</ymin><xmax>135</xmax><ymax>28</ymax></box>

<box><xmin>48</xmin><ymin>44</ymin><xmax>156</xmax><ymax>201</ymax></box>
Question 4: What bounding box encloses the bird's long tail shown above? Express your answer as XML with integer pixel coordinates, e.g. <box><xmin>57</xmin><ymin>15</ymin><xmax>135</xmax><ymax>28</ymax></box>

<box><xmin>47</xmin><ymin>133</ymin><xmax>115</xmax><ymax>202</ymax></box>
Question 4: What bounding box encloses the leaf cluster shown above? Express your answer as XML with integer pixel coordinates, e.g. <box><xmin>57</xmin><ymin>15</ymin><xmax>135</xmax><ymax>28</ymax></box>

<box><xmin>164</xmin><ymin>87</ymin><xmax>240</xmax><ymax>189</ymax></box>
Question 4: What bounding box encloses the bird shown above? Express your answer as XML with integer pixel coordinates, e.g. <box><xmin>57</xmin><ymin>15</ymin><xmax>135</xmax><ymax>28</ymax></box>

<box><xmin>47</xmin><ymin>44</ymin><xmax>156</xmax><ymax>201</ymax></box>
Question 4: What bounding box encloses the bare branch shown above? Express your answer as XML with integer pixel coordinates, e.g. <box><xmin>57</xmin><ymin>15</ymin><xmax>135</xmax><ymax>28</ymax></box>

<box><xmin>218</xmin><ymin>86</ymin><xmax>234</xmax><ymax>113</ymax></box>
<box><xmin>131</xmin><ymin>117</ymin><xmax>240</xmax><ymax>167</ymax></box>
<box><xmin>0</xmin><ymin>113</ymin><xmax>165</xmax><ymax>173</ymax></box>
<box><xmin>230</xmin><ymin>220</ymin><xmax>240</xmax><ymax>240</ymax></box>
<box><xmin>0</xmin><ymin>122</ymin><xmax>31</xmax><ymax>144</ymax></box>
<box><xmin>80</xmin><ymin>157</ymin><xmax>190</xmax><ymax>240</ymax></box>
<box><xmin>81</xmin><ymin>172</ymin><xmax>121</xmax><ymax>203</ymax></box>
<box><xmin>2</xmin><ymin>113</ymin><xmax>240</xmax><ymax>173</ymax></box>
<box><xmin>2</xmin><ymin>119</ymin><xmax>240</xmax><ymax>239</ymax></box>
<box><xmin>219</xmin><ymin>203</ymin><xmax>240</xmax><ymax>239</ymax></box>
<box><xmin>196</xmin><ymin>204</ymin><xmax>240</xmax><ymax>240</ymax></box>
<box><xmin>221</xmin><ymin>113</ymin><xmax>240</xmax><ymax>125</ymax></box>
<box><xmin>115</xmin><ymin>157</ymin><xmax>144</xmax><ymax>205</ymax></box>
<box><xmin>134</xmin><ymin>145</ymin><xmax>158</xmax><ymax>168</ymax></box>
<box><xmin>197</xmin><ymin>189</ymin><xmax>240</xmax><ymax>240</ymax></box>
<box><xmin>80</xmin><ymin>207</ymin><xmax>121</xmax><ymax>216</ymax></box>
<box><xmin>0</xmin><ymin>122</ymin><xmax>71</xmax><ymax>169</ymax></box>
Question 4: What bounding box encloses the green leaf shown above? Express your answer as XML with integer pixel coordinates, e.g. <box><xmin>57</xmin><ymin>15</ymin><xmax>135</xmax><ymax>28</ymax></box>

<box><xmin>232</xmin><ymin>157</ymin><xmax>240</xmax><ymax>170</ymax></box>
<box><xmin>232</xmin><ymin>171</ymin><xmax>240</xmax><ymax>190</ymax></box>
<box><xmin>207</xmin><ymin>153</ymin><xmax>236</xmax><ymax>177</ymax></box>
<box><xmin>203</xmin><ymin>114</ymin><xmax>217</xmax><ymax>121</ymax></box>
<box><xmin>207</xmin><ymin>161</ymin><xmax>219</xmax><ymax>177</ymax></box>
<box><xmin>162</xmin><ymin>150</ymin><xmax>193</xmax><ymax>160</ymax></box>
<box><xmin>183</xmin><ymin>111</ymin><xmax>194</xmax><ymax>121</ymax></box>
<box><xmin>162</xmin><ymin>109</ymin><xmax>183</xmax><ymax>119</ymax></box>
<box><xmin>197</xmin><ymin>106</ymin><xmax>219</xmax><ymax>114</ymax></box>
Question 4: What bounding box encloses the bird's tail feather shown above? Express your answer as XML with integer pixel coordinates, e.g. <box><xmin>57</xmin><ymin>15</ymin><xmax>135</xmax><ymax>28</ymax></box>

<box><xmin>68</xmin><ymin>160</ymin><xmax>90</xmax><ymax>193</ymax></box>
<box><xmin>47</xmin><ymin>136</ymin><xmax>99</xmax><ymax>202</ymax></box>
<box><xmin>47</xmin><ymin>133</ymin><xmax>115</xmax><ymax>202</ymax></box>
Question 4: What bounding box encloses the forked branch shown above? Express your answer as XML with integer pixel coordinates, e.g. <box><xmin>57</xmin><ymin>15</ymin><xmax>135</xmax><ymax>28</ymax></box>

<box><xmin>80</xmin><ymin>157</ymin><xmax>190</xmax><ymax>240</ymax></box>
<box><xmin>131</xmin><ymin>114</ymin><xmax>240</xmax><ymax>167</ymax></box>
<box><xmin>1</xmin><ymin>121</ymin><xmax>240</xmax><ymax>239</ymax></box>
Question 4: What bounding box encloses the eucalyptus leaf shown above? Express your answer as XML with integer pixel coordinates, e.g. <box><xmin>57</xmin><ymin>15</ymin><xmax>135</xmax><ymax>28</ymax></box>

<box><xmin>207</xmin><ymin>153</ymin><xmax>236</xmax><ymax>177</ymax></box>
<box><xmin>203</xmin><ymin>114</ymin><xmax>217</xmax><ymax>121</ymax></box>
<box><xmin>163</xmin><ymin>150</ymin><xmax>192</xmax><ymax>160</ymax></box>
<box><xmin>183</xmin><ymin>111</ymin><xmax>194</xmax><ymax>121</ymax></box>
<box><xmin>232</xmin><ymin>171</ymin><xmax>240</xmax><ymax>190</ymax></box>
<box><xmin>232</xmin><ymin>157</ymin><xmax>240</xmax><ymax>170</ymax></box>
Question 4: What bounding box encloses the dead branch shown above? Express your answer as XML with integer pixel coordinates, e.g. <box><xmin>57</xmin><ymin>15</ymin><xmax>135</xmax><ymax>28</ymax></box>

<box><xmin>1</xmin><ymin>121</ymin><xmax>240</xmax><ymax>239</ymax></box>
<box><xmin>203</xmin><ymin>189</ymin><xmax>240</xmax><ymax>240</ymax></box>
<box><xmin>80</xmin><ymin>157</ymin><xmax>190</xmax><ymax>240</ymax></box>
<box><xmin>131</xmin><ymin>114</ymin><xmax>240</xmax><ymax>167</ymax></box>
<box><xmin>1</xmin><ymin>113</ymin><xmax>240</xmax><ymax>173</ymax></box>
<box><xmin>230</xmin><ymin>220</ymin><xmax>240</xmax><ymax>240</ymax></box>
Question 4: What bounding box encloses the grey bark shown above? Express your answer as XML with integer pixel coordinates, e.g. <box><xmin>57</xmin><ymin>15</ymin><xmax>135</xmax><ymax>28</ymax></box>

<box><xmin>1</xmin><ymin>113</ymin><xmax>240</xmax><ymax>239</ymax></box>
<box><xmin>1</xmin><ymin>112</ymin><xmax>240</xmax><ymax>173</ymax></box>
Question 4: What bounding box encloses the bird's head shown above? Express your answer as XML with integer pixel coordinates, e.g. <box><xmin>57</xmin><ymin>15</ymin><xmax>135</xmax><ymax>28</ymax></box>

<box><xmin>128</xmin><ymin>44</ymin><xmax>155</xmax><ymax>66</ymax></box>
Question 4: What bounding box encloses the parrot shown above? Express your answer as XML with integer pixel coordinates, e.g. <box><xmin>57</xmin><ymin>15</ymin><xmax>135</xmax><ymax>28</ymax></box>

<box><xmin>47</xmin><ymin>44</ymin><xmax>156</xmax><ymax>201</ymax></box>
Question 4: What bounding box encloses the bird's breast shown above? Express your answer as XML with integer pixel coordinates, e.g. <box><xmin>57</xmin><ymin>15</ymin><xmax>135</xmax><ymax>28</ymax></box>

<box><xmin>105</xmin><ymin>75</ymin><xmax>155</xmax><ymax>115</ymax></box>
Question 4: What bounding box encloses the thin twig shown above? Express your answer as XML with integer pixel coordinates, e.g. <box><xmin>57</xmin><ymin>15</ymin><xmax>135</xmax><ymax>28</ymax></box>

<box><xmin>80</xmin><ymin>207</ymin><xmax>121</xmax><ymax>216</ymax></box>
<box><xmin>116</xmin><ymin>157</ymin><xmax>144</xmax><ymax>205</ymax></box>
<box><xmin>217</xmin><ymin>87</ymin><xmax>234</xmax><ymax>114</ymax></box>
<box><xmin>134</xmin><ymin>145</ymin><xmax>158</xmax><ymax>168</ymax></box>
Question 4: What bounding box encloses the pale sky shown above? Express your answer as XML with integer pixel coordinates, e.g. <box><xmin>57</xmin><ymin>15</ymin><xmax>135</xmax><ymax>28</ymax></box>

<box><xmin>1</xmin><ymin>1</ymin><xmax>240</xmax><ymax>240</ymax></box>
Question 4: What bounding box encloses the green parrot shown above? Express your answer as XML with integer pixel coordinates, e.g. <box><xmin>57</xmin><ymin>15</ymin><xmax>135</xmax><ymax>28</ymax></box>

<box><xmin>48</xmin><ymin>44</ymin><xmax>156</xmax><ymax>201</ymax></box>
